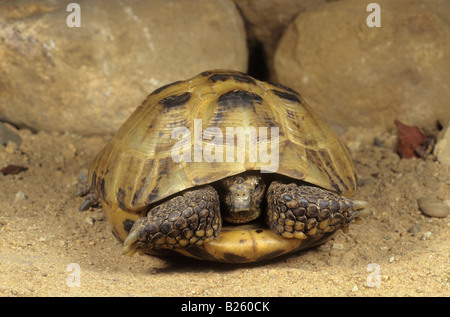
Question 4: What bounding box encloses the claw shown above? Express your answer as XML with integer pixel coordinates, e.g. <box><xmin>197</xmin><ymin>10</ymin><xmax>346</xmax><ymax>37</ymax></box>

<box><xmin>353</xmin><ymin>200</ymin><xmax>369</xmax><ymax>210</ymax></box>
<box><xmin>70</xmin><ymin>181</ymin><xmax>91</xmax><ymax>198</ymax></box>
<box><xmin>71</xmin><ymin>182</ymin><xmax>100</xmax><ymax>211</ymax></box>
<box><xmin>352</xmin><ymin>200</ymin><xmax>370</xmax><ymax>217</ymax></box>
<box><xmin>122</xmin><ymin>230</ymin><xmax>140</xmax><ymax>256</ymax></box>
<box><xmin>70</xmin><ymin>188</ymin><xmax>89</xmax><ymax>199</ymax></box>
<box><xmin>78</xmin><ymin>195</ymin><xmax>99</xmax><ymax>211</ymax></box>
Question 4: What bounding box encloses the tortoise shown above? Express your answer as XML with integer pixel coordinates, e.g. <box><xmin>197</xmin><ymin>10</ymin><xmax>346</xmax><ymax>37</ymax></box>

<box><xmin>80</xmin><ymin>70</ymin><xmax>368</xmax><ymax>263</ymax></box>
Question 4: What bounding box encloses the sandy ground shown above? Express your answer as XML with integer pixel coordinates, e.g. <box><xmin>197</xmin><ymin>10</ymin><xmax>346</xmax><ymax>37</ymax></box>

<box><xmin>0</xmin><ymin>125</ymin><xmax>448</xmax><ymax>297</ymax></box>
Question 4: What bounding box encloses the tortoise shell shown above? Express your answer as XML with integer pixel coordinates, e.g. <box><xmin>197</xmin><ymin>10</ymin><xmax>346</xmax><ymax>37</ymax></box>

<box><xmin>88</xmin><ymin>70</ymin><xmax>357</xmax><ymax>259</ymax></box>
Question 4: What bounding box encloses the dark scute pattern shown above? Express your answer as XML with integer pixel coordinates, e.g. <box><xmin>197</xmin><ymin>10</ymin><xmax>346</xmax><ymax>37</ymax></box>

<box><xmin>160</xmin><ymin>92</ymin><xmax>191</xmax><ymax>109</ymax></box>
<box><xmin>218</xmin><ymin>90</ymin><xmax>263</xmax><ymax>109</ymax></box>
<box><xmin>272</xmin><ymin>89</ymin><xmax>301</xmax><ymax>103</ymax></box>
<box><xmin>208</xmin><ymin>73</ymin><xmax>256</xmax><ymax>85</ymax></box>
<box><xmin>267</xmin><ymin>81</ymin><xmax>300</xmax><ymax>95</ymax></box>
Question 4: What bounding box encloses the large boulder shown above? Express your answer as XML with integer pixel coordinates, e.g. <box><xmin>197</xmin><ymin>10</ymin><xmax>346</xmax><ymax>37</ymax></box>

<box><xmin>0</xmin><ymin>0</ymin><xmax>248</xmax><ymax>136</ymax></box>
<box><xmin>274</xmin><ymin>0</ymin><xmax>450</xmax><ymax>135</ymax></box>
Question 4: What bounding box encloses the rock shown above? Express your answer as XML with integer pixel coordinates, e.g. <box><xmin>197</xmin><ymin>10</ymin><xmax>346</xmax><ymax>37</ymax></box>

<box><xmin>78</xmin><ymin>168</ymin><xmax>89</xmax><ymax>182</ymax></box>
<box><xmin>61</xmin><ymin>143</ymin><xmax>77</xmax><ymax>161</ymax></box>
<box><xmin>85</xmin><ymin>217</ymin><xmax>95</xmax><ymax>226</ymax></box>
<box><xmin>5</xmin><ymin>141</ymin><xmax>17</xmax><ymax>154</ymax></box>
<box><xmin>331</xmin><ymin>243</ymin><xmax>344</xmax><ymax>250</ymax></box>
<box><xmin>233</xmin><ymin>0</ymin><xmax>326</xmax><ymax>79</ymax></box>
<box><xmin>0</xmin><ymin>0</ymin><xmax>247</xmax><ymax>136</ymax></box>
<box><xmin>14</xmin><ymin>191</ymin><xmax>28</xmax><ymax>203</ymax></box>
<box><xmin>274</xmin><ymin>0</ymin><xmax>450</xmax><ymax>135</ymax></box>
<box><xmin>417</xmin><ymin>197</ymin><xmax>449</xmax><ymax>218</ymax></box>
<box><xmin>407</xmin><ymin>224</ymin><xmax>421</xmax><ymax>235</ymax></box>
<box><xmin>0</xmin><ymin>122</ymin><xmax>22</xmax><ymax>146</ymax></box>
<box><xmin>434</xmin><ymin>121</ymin><xmax>450</xmax><ymax>168</ymax></box>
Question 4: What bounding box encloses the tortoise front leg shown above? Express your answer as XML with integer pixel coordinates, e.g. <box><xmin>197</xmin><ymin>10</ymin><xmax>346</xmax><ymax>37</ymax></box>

<box><xmin>123</xmin><ymin>185</ymin><xmax>222</xmax><ymax>255</ymax></box>
<box><xmin>266</xmin><ymin>181</ymin><xmax>367</xmax><ymax>239</ymax></box>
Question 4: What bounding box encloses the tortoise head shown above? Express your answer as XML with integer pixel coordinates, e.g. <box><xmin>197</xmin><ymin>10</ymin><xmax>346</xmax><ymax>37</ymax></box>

<box><xmin>221</xmin><ymin>174</ymin><xmax>266</xmax><ymax>223</ymax></box>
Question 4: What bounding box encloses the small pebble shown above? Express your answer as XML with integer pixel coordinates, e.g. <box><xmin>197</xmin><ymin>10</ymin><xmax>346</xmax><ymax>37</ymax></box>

<box><xmin>351</xmin><ymin>284</ymin><xmax>359</xmax><ymax>292</ymax></box>
<box><xmin>417</xmin><ymin>197</ymin><xmax>449</xmax><ymax>218</ymax></box>
<box><xmin>421</xmin><ymin>231</ymin><xmax>432</xmax><ymax>240</ymax></box>
<box><xmin>54</xmin><ymin>155</ymin><xmax>65</xmax><ymax>165</ymax></box>
<box><xmin>389</xmin><ymin>256</ymin><xmax>395</xmax><ymax>263</ymax></box>
<box><xmin>407</xmin><ymin>224</ymin><xmax>421</xmax><ymax>235</ymax></box>
<box><xmin>5</xmin><ymin>141</ymin><xmax>17</xmax><ymax>154</ymax></box>
<box><xmin>191</xmin><ymin>287</ymin><xmax>204</xmax><ymax>295</ymax></box>
<box><xmin>373</xmin><ymin>137</ymin><xmax>383</xmax><ymax>147</ymax></box>
<box><xmin>317</xmin><ymin>244</ymin><xmax>331</xmax><ymax>252</ymax></box>
<box><xmin>78</xmin><ymin>168</ymin><xmax>89</xmax><ymax>182</ymax></box>
<box><xmin>62</xmin><ymin>143</ymin><xmax>77</xmax><ymax>160</ymax></box>
<box><xmin>14</xmin><ymin>191</ymin><xmax>28</xmax><ymax>203</ymax></box>
<box><xmin>332</xmin><ymin>243</ymin><xmax>344</xmax><ymax>250</ymax></box>
<box><xmin>150</xmin><ymin>268</ymin><xmax>159</xmax><ymax>275</ymax></box>
<box><xmin>85</xmin><ymin>217</ymin><xmax>95</xmax><ymax>225</ymax></box>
